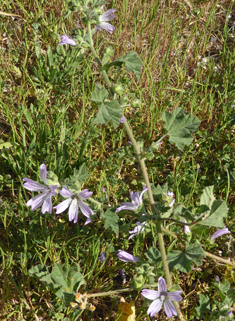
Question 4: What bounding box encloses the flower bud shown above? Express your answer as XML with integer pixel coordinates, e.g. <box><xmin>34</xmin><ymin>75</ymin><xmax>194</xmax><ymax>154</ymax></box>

<box><xmin>120</xmin><ymin>95</ymin><xmax>129</xmax><ymax>105</ymax></box>
<box><xmin>105</xmin><ymin>46</ymin><xmax>114</xmax><ymax>57</ymax></box>
<box><xmin>131</xmin><ymin>98</ymin><xmax>141</xmax><ymax>108</ymax></box>
<box><xmin>81</xmin><ymin>41</ymin><xmax>90</xmax><ymax>48</ymax></box>
<box><xmin>113</xmin><ymin>84</ymin><xmax>125</xmax><ymax>96</ymax></box>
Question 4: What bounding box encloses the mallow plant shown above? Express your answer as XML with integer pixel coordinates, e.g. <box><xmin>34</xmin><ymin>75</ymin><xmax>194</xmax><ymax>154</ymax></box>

<box><xmin>23</xmin><ymin>0</ymin><xmax>235</xmax><ymax>319</ymax></box>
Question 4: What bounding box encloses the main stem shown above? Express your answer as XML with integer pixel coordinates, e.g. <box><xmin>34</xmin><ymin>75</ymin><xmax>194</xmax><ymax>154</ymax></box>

<box><xmin>87</xmin><ymin>23</ymin><xmax>184</xmax><ymax>320</ymax></box>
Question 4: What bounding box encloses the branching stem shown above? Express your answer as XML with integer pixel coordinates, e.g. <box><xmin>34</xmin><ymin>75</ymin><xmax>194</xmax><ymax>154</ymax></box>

<box><xmin>87</xmin><ymin>23</ymin><xmax>185</xmax><ymax>320</ymax></box>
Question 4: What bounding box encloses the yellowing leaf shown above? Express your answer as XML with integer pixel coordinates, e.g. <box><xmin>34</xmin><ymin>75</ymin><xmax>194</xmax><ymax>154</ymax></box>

<box><xmin>116</xmin><ymin>297</ymin><xmax>136</xmax><ymax>321</ymax></box>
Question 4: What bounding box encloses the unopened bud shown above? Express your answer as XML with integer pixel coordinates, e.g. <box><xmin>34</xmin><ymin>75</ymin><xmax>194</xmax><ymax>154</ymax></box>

<box><xmin>105</xmin><ymin>46</ymin><xmax>114</xmax><ymax>56</ymax></box>
<box><xmin>81</xmin><ymin>41</ymin><xmax>90</xmax><ymax>48</ymax></box>
<box><xmin>131</xmin><ymin>98</ymin><xmax>141</xmax><ymax>108</ymax></box>
<box><xmin>113</xmin><ymin>84</ymin><xmax>125</xmax><ymax>95</ymax></box>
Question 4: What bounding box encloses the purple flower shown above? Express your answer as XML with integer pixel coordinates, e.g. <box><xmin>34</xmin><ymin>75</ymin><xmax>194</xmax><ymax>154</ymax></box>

<box><xmin>54</xmin><ymin>186</ymin><xmax>93</xmax><ymax>224</ymax></box>
<box><xmin>116</xmin><ymin>185</ymin><xmax>148</xmax><ymax>212</ymax></box>
<box><xmin>99</xmin><ymin>252</ymin><xmax>106</xmax><ymax>263</ymax></box>
<box><xmin>23</xmin><ymin>164</ymin><xmax>58</xmax><ymax>214</ymax></box>
<box><xmin>95</xmin><ymin>9</ymin><xmax>116</xmax><ymax>34</ymax></box>
<box><xmin>141</xmin><ymin>277</ymin><xmax>183</xmax><ymax>318</ymax></box>
<box><xmin>211</xmin><ymin>227</ymin><xmax>230</xmax><ymax>241</ymax></box>
<box><xmin>120</xmin><ymin>117</ymin><xmax>125</xmax><ymax>123</ymax></box>
<box><xmin>58</xmin><ymin>34</ymin><xmax>77</xmax><ymax>46</ymax></box>
<box><xmin>228</xmin><ymin>310</ymin><xmax>233</xmax><ymax>317</ymax></box>
<box><xmin>117</xmin><ymin>250</ymin><xmax>139</xmax><ymax>263</ymax></box>
<box><xmin>120</xmin><ymin>269</ymin><xmax>126</xmax><ymax>284</ymax></box>
<box><xmin>129</xmin><ymin>221</ymin><xmax>146</xmax><ymax>240</ymax></box>
<box><xmin>184</xmin><ymin>220</ymin><xmax>191</xmax><ymax>235</ymax></box>
<box><xmin>215</xmin><ymin>275</ymin><xmax>220</xmax><ymax>282</ymax></box>
<box><xmin>225</xmin><ymin>304</ymin><xmax>234</xmax><ymax>316</ymax></box>
<box><xmin>167</xmin><ymin>191</ymin><xmax>175</xmax><ymax>207</ymax></box>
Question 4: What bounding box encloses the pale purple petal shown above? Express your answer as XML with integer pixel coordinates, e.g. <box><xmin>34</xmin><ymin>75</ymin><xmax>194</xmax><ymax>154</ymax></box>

<box><xmin>41</xmin><ymin>193</ymin><xmax>53</xmax><ymax>214</ymax></box>
<box><xmin>39</xmin><ymin>164</ymin><xmax>47</xmax><ymax>184</ymax></box>
<box><xmin>95</xmin><ymin>23</ymin><xmax>115</xmax><ymax>34</ymax></box>
<box><xmin>78</xmin><ymin>189</ymin><xmax>93</xmax><ymax>200</ymax></box>
<box><xmin>120</xmin><ymin>269</ymin><xmax>126</xmax><ymax>284</ymax></box>
<box><xmin>211</xmin><ymin>227</ymin><xmax>230</xmax><ymax>241</ymax></box>
<box><xmin>54</xmin><ymin>198</ymin><xmax>72</xmax><ymax>214</ymax></box>
<box><xmin>117</xmin><ymin>186</ymin><xmax>147</xmax><ymax>212</ymax></box>
<box><xmin>117</xmin><ymin>250</ymin><xmax>139</xmax><ymax>262</ymax></box>
<box><xmin>168</xmin><ymin>191</ymin><xmax>175</xmax><ymax>207</ymax></box>
<box><xmin>139</xmin><ymin>185</ymin><xmax>148</xmax><ymax>204</ymax></box>
<box><xmin>59</xmin><ymin>186</ymin><xmax>74</xmax><ymax>198</ymax></box>
<box><xmin>116</xmin><ymin>202</ymin><xmax>137</xmax><ymax>212</ymax></box>
<box><xmin>78</xmin><ymin>199</ymin><xmax>93</xmax><ymax>218</ymax></box>
<box><xmin>99</xmin><ymin>253</ymin><xmax>106</xmax><ymax>262</ymax></box>
<box><xmin>141</xmin><ymin>289</ymin><xmax>160</xmax><ymax>301</ymax></box>
<box><xmin>130</xmin><ymin>191</ymin><xmax>140</xmax><ymax>207</ymax></box>
<box><xmin>99</xmin><ymin>9</ymin><xmax>116</xmax><ymax>22</ymax></box>
<box><xmin>228</xmin><ymin>310</ymin><xmax>233</xmax><ymax>316</ymax></box>
<box><xmin>158</xmin><ymin>277</ymin><xmax>167</xmax><ymax>292</ymax></box>
<box><xmin>68</xmin><ymin>198</ymin><xmax>78</xmax><ymax>223</ymax></box>
<box><xmin>59</xmin><ymin>34</ymin><xmax>77</xmax><ymax>46</ymax></box>
<box><xmin>26</xmin><ymin>192</ymin><xmax>47</xmax><ymax>211</ymax></box>
<box><xmin>48</xmin><ymin>185</ymin><xmax>58</xmax><ymax>196</ymax></box>
<box><xmin>147</xmin><ymin>299</ymin><xmax>163</xmax><ymax>317</ymax></box>
<box><xmin>184</xmin><ymin>220</ymin><xmax>191</xmax><ymax>235</ymax></box>
<box><xmin>23</xmin><ymin>178</ymin><xmax>47</xmax><ymax>192</ymax></box>
<box><xmin>167</xmin><ymin>191</ymin><xmax>174</xmax><ymax>198</ymax></box>
<box><xmin>167</xmin><ymin>291</ymin><xmax>183</xmax><ymax>302</ymax></box>
<box><xmin>120</xmin><ymin>117</ymin><xmax>125</xmax><ymax>123</ymax></box>
<box><xmin>128</xmin><ymin>222</ymin><xmax>146</xmax><ymax>239</ymax></box>
<box><xmin>84</xmin><ymin>217</ymin><xmax>92</xmax><ymax>225</ymax></box>
<box><xmin>164</xmin><ymin>299</ymin><xmax>177</xmax><ymax>318</ymax></box>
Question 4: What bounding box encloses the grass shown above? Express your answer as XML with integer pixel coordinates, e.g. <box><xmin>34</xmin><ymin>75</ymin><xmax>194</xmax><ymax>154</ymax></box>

<box><xmin>1</xmin><ymin>0</ymin><xmax>235</xmax><ymax>320</ymax></box>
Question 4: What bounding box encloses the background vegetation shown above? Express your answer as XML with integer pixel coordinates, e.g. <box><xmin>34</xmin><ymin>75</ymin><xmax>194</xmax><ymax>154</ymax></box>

<box><xmin>1</xmin><ymin>0</ymin><xmax>235</xmax><ymax>320</ymax></box>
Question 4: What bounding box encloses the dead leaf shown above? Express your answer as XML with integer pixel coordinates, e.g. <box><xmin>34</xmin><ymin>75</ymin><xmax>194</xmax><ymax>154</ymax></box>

<box><xmin>116</xmin><ymin>297</ymin><xmax>136</xmax><ymax>321</ymax></box>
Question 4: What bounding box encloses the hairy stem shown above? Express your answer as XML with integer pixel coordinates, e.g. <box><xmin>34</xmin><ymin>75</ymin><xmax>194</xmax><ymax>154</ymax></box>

<box><xmin>87</xmin><ymin>24</ymin><xmax>185</xmax><ymax>320</ymax></box>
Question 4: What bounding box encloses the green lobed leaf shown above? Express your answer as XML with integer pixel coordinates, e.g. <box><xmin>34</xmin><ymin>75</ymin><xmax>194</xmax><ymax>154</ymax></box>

<box><xmin>162</xmin><ymin>107</ymin><xmax>200</xmax><ymax>150</ymax></box>
<box><xmin>90</xmin><ymin>84</ymin><xmax>109</xmax><ymax>102</ymax></box>
<box><xmin>120</xmin><ymin>52</ymin><xmax>143</xmax><ymax>80</ymax></box>
<box><xmin>47</xmin><ymin>171</ymin><xmax>60</xmax><ymax>186</ymax></box>
<box><xmin>29</xmin><ymin>264</ymin><xmax>60</xmax><ymax>293</ymax></box>
<box><xmin>75</xmin><ymin>163</ymin><xmax>89</xmax><ymax>183</ymax></box>
<box><xmin>51</xmin><ymin>263</ymin><xmax>86</xmax><ymax>302</ymax></box>
<box><xmin>172</xmin><ymin>203</ymin><xmax>195</xmax><ymax>222</ymax></box>
<box><xmin>95</xmin><ymin>101</ymin><xmax>122</xmax><ymax>128</ymax></box>
<box><xmin>200</xmin><ymin>186</ymin><xmax>215</xmax><ymax>208</ymax></box>
<box><xmin>145</xmin><ymin>247</ymin><xmax>161</xmax><ymax>264</ymax></box>
<box><xmin>40</xmin><ymin>273</ymin><xmax>60</xmax><ymax>293</ymax></box>
<box><xmin>64</xmin><ymin>165</ymin><xmax>89</xmax><ymax>191</ymax></box>
<box><xmin>101</xmin><ymin>208</ymin><xmax>119</xmax><ymax>235</ymax></box>
<box><xmin>104</xmin><ymin>51</ymin><xmax>143</xmax><ymax>80</ymax></box>
<box><xmin>167</xmin><ymin>241</ymin><xmax>205</xmax><ymax>273</ymax></box>
<box><xmin>199</xmin><ymin>200</ymin><xmax>228</xmax><ymax>228</ymax></box>
<box><xmin>0</xmin><ymin>141</ymin><xmax>13</xmax><ymax>150</ymax></box>
<box><xmin>29</xmin><ymin>264</ymin><xmax>48</xmax><ymax>278</ymax></box>
<box><xmin>195</xmin><ymin>294</ymin><xmax>211</xmax><ymax>318</ymax></box>
<box><xmin>29</xmin><ymin>263</ymin><xmax>86</xmax><ymax>306</ymax></box>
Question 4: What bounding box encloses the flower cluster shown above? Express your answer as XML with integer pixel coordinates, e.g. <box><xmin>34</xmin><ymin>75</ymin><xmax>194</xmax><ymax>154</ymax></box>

<box><xmin>58</xmin><ymin>8</ymin><xmax>116</xmax><ymax>47</ymax></box>
<box><xmin>23</xmin><ymin>164</ymin><xmax>93</xmax><ymax>225</ymax></box>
